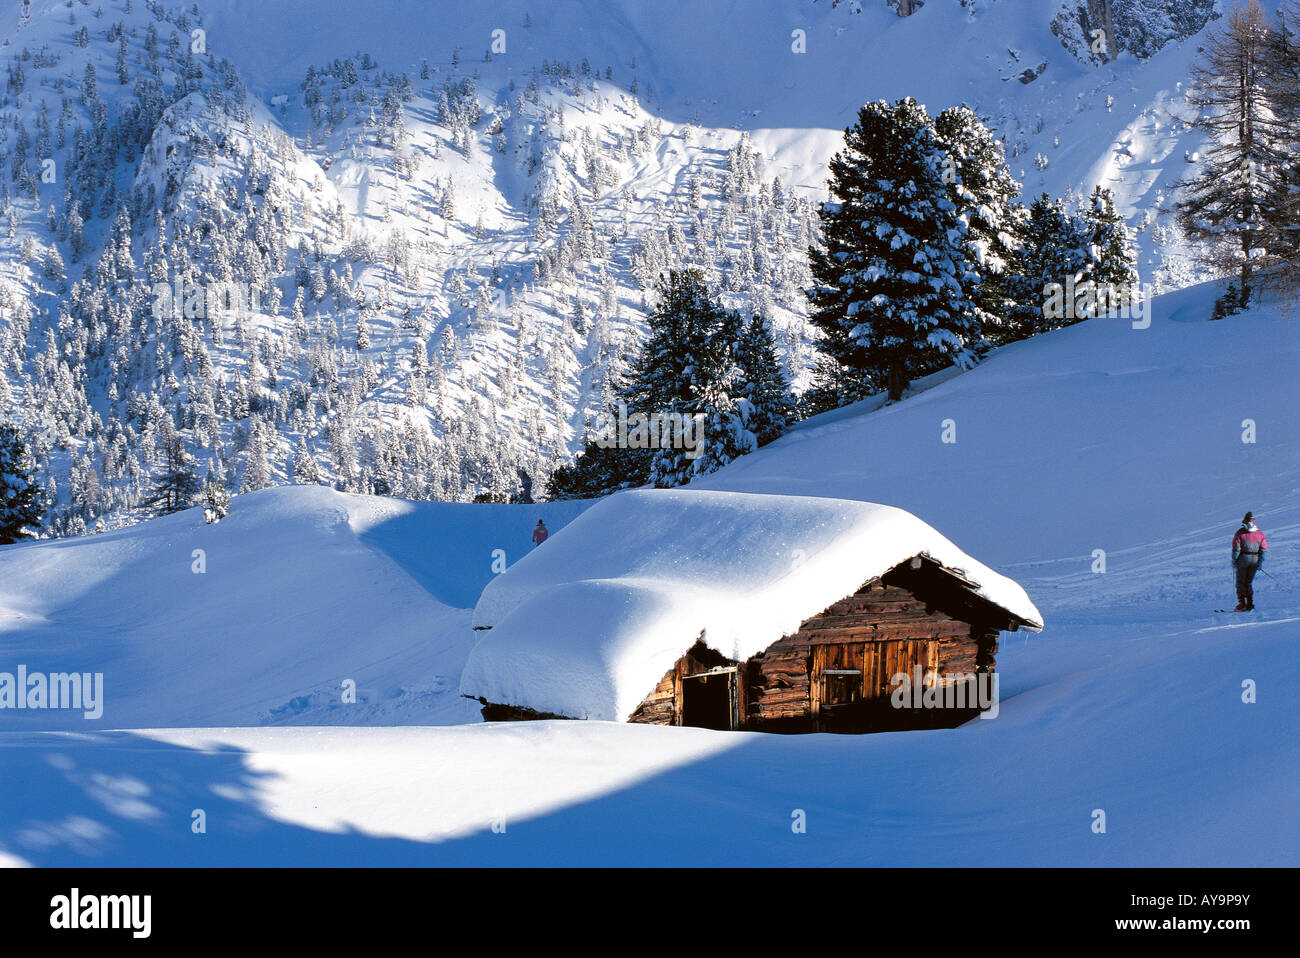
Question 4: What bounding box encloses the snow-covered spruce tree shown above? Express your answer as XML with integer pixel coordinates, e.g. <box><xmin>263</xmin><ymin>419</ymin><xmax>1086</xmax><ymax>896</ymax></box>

<box><xmin>1002</xmin><ymin>188</ymin><xmax>1135</xmax><ymax>336</ymax></box>
<box><xmin>799</xmin><ymin>353</ymin><xmax>858</xmax><ymax>417</ymax></box>
<box><xmin>550</xmin><ymin>273</ymin><xmax>778</xmax><ymax>496</ymax></box>
<box><xmin>0</xmin><ymin>423</ymin><xmax>43</xmax><ymax>543</ymax></box>
<box><xmin>547</xmin><ymin>359</ymin><xmax>650</xmax><ymax>500</ymax></box>
<box><xmin>145</xmin><ymin>429</ymin><xmax>201</xmax><ymax>516</ymax></box>
<box><xmin>202</xmin><ymin>476</ymin><xmax>230</xmax><ymax>524</ymax></box>
<box><xmin>677</xmin><ymin>306</ymin><xmax>756</xmax><ymax>482</ymax></box>
<box><xmin>1178</xmin><ymin>1</ymin><xmax>1290</xmax><ymax>311</ymax></box>
<box><xmin>734</xmin><ymin>315</ymin><xmax>794</xmax><ymax>447</ymax></box>
<box><xmin>934</xmin><ymin>105</ymin><xmax>1026</xmax><ymax>347</ymax></box>
<box><xmin>557</xmin><ymin>270</ymin><xmax>724</xmax><ymax>496</ymax></box>
<box><xmin>621</xmin><ymin>271</ymin><xmax>754</xmax><ymax>486</ymax></box>
<box><xmin>1081</xmin><ymin>186</ymin><xmax>1137</xmax><ymax>294</ymax></box>
<box><xmin>808</xmin><ymin>98</ymin><xmax>981</xmax><ymax>403</ymax></box>
<box><xmin>622</xmin><ymin>270</ymin><xmax>719</xmax><ymax>426</ymax></box>
<box><xmin>547</xmin><ymin>439</ymin><xmax>651</xmax><ymax>500</ymax></box>
<box><xmin>1002</xmin><ymin>194</ymin><xmax>1091</xmax><ymax>337</ymax></box>
<box><xmin>240</xmin><ymin>419</ymin><xmax>273</xmax><ymax>493</ymax></box>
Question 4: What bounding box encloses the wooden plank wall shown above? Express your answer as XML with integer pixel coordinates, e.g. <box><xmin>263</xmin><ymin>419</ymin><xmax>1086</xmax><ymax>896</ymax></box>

<box><xmin>743</xmin><ymin>579</ymin><xmax>980</xmax><ymax>729</ymax></box>
<box><xmin>627</xmin><ymin>639</ymin><xmax>733</xmax><ymax>726</ymax></box>
<box><xmin>626</xmin><ymin>580</ymin><xmax>994</xmax><ymax>731</ymax></box>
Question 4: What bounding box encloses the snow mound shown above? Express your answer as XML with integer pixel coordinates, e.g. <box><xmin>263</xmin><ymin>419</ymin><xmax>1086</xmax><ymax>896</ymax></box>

<box><xmin>0</xmin><ymin>486</ymin><xmax>591</xmax><ymax>729</ymax></box>
<box><xmin>461</xmin><ymin>488</ymin><xmax>1043</xmax><ymax>721</ymax></box>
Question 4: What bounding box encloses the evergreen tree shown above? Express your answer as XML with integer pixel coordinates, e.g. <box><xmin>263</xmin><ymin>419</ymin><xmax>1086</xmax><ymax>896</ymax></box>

<box><xmin>1081</xmin><ymin>186</ymin><xmax>1137</xmax><ymax>294</ymax></box>
<box><xmin>292</xmin><ymin>435</ymin><xmax>321</xmax><ymax>484</ymax></box>
<box><xmin>202</xmin><ymin>476</ymin><xmax>230</xmax><ymax>524</ymax></box>
<box><xmin>799</xmin><ymin>354</ymin><xmax>858</xmax><ymax>418</ymax></box>
<box><xmin>550</xmin><ymin>271</ymin><xmax>777</xmax><ymax>495</ymax></box>
<box><xmin>808</xmin><ymin>98</ymin><xmax>981</xmax><ymax>403</ymax></box>
<box><xmin>733</xmin><ymin>315</ymin><xmax>794</xmax><ymax>447</ymax></box>
<box><xmin>1003</xmin><ymin>194</ymin><xmax>1090</xmax><ymax>338</ymax></box>
<box><xmin>146</xmin><ymin>430</ymin><xmax>200</xmax><ymax>516</ymax></box>
<box><xmin>547</xmin><ymin>438</ymin><xmax>649</xmax><ymax>500</ymax></box>
<box><xmin>621</xmin><ymin>270</ymin><xmax>721</xmax><ymax>419</ymax></box>
<box><xmin>662</xmin><ymin>305</ymin><xmax>752</xmax><ymax>483</ymax></box>
<box><xmin>1002</xmin><ymin>189</ymin><xmax>1136</xmax><ymax>337</ymax></box>
<box><xmin>934</xmin><ymin>105</ymin><xmax>1026</xmax><ymax>344</ymax></box>
<box><xmin>0</xmin><ymin>423</ymin><xmax>43</xmax><ymax>543</ymax></box>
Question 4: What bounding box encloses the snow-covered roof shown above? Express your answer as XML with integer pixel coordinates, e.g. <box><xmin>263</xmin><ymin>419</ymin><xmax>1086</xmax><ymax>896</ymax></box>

<box><xmin>460</xmin><ymin>489</ymin><xmax>1043</xmax><ymax>721</ymax></box>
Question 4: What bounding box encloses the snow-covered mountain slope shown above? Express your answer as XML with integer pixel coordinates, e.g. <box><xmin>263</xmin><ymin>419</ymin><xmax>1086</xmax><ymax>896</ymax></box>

<box><xmin>2</xmin><ymin>285</ymin><xmax>1296</xmax><ymax>866</ymax></box>
<box><xmin>0</xmin><ymin>0</ymin><xmax>1251</xmax><ymax>534</ymax></box>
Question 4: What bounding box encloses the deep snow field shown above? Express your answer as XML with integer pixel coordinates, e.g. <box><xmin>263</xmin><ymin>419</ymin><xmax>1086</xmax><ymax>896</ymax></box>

<box><xmin>2</xmin><ymin>284</ymin><xmax>1296</xmax><ymax>867</ymax></box>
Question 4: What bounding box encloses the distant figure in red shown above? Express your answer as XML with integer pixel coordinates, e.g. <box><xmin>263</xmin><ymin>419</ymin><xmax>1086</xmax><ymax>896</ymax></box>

<box><xmin>532</xmin><ymin>519</ymin><xmax>549</xmax><ymax>547</ymax></box>
<box><xmin>1231</xmin><ymin>511</ymin><xmax>1268</xmax><ymax>611</ymax></box>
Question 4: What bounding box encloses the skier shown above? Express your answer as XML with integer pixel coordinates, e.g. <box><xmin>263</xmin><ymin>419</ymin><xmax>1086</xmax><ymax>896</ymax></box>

<box><xmin>531</xmin><ymin>519</ymin><xmax>548</xmax><ymax>547</ymax></box>
<box><xmin>1231</xmin><ymin>511</ymin><xmax>1268</xmax><ymax>611</ymax></box>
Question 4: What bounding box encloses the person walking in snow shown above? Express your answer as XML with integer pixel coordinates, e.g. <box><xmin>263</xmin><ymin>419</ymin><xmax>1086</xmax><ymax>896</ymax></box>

<box><xmin>531</xmin><ymin>519</ymin><xmax>549</xmax><ymax>547</ymax></box>
<box><xmin>1231</xmin><ymin>511</ymin><xmax>1268</xmax><ymax>611</ymax></box>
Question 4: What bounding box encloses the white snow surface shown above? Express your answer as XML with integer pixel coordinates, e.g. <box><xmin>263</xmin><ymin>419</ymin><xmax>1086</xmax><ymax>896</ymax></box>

<box><xmin>1</xmin><ymin>287</ymin><xmax>1297</xmax><ymax>865</ymax></box>
<box><xmin>462</xmin><ymin>489</ymin><xmax>1042</xmax><ymax>720</ymax></box>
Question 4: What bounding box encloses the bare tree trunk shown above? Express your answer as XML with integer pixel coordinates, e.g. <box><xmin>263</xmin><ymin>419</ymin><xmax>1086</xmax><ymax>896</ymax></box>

<box><xmin>1086</xmin><ymin>0</ymin><xmax>1117</xmax><ymax>59</ymax></box>
<box><xmin>888</xmin><ymin>363</ymin><xmax>905</xmax><ymax>402</ymax></box>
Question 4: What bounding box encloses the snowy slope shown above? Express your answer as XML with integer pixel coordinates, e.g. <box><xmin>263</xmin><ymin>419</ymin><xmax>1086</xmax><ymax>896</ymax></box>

<box><xmin>695</xmin><ymin>281</ymin><xmax>1300</xmax><ymax>603</ymax></box>
<box><xmin>2</xmin><ymin>606</ymin><xmax>1292</xmax><ymax>866</ymax></box>
<box><xmin>0</xmin><ymin>487</ymin><xmax>590</xmax><ymax>729</ymax></box>
<box><xmin>2</xmin><ymin>287</ymin><xmax>1296</xmax><ymax>866</ymax></box>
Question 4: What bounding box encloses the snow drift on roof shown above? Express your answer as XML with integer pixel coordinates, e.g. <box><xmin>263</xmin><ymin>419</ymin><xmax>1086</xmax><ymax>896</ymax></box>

<box><xmin>461</xmin><ymin>489</ymin><xmax>1043</xmax><ymax>721</ymax></box>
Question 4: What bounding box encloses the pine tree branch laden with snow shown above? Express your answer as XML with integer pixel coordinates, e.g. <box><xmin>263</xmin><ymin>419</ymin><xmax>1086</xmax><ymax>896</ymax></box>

<box><xmin>808</xmin><ymin>98</ymin><xmax>983</xmax><ymax>402</ymax></box>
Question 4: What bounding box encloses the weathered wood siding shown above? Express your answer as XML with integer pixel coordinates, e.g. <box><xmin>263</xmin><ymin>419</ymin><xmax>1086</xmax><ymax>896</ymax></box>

<box><xmin>739</xmin><ymin>578</ymin><xmax>980</xmax><ymax>730</ymax></box>
<box><xmin>506</xmin><ymin>577</ymin><xmax>1003</xmax><ymax>733</ymax></box>
<box><xmin>627</xmin><ymin>639</ymin><xmax>735</xmax><ymax>726</ymax></box>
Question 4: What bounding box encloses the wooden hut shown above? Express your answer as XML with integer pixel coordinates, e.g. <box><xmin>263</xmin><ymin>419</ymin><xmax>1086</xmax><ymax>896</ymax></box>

<box><xmin>461</xmin><ymin>490</ymin><xmax>1043</xmax><ymax>734</ymax></box>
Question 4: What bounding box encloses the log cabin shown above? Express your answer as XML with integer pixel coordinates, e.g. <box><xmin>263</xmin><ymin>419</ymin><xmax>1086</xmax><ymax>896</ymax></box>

<box><xmin>460</xmin><ymin>489</ymin><xmax>1043</xmax><ymax>734</ymax></box>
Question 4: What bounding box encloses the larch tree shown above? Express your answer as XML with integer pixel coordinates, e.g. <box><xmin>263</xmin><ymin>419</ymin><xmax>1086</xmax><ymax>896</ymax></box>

<box><xmin>1178</xmin><ymin>1</ymin><xmax>1290</xmax><ymax>311</ymax></box>
<box><xmin>1262</xmin><ymin>0</ymin><xmax>1300</xmax><ymax>290</ymax></box>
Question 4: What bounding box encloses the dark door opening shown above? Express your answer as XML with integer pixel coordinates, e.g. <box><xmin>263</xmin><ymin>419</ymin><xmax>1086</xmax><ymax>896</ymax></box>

<box><xmin>681</xmin><ymin>670</ymin><xmax>736</xmax><ymax>730</ymax></box>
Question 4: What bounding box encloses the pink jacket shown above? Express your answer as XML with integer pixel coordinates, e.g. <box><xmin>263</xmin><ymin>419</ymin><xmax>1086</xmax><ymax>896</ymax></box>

<box><xmin>1232</xmin><ymin>526</ymin><xmax>1267</xmax><ymax>561</ymax></box>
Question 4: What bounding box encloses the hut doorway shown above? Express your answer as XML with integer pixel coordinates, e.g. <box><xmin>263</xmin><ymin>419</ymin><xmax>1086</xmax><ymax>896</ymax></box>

<box><xmin>681</xmin><ymin>667</ymin><xmax>738</xmax><ymax>730</ymax></box>
<box><xmin>812</xmin><ymin>640</ymin><xmax>939</xmax><ymax>732</ymax></box>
